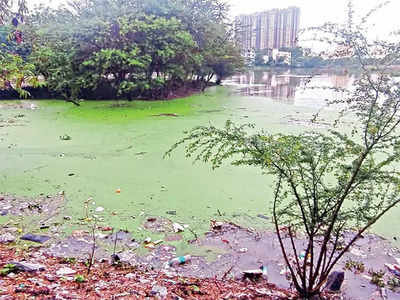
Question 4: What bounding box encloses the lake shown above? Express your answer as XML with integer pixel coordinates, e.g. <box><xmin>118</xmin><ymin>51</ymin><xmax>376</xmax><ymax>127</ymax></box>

<box><xmin>0</xmin><ymin>69</ymin><xmax>398</xmax><ymax>250</ymax></box>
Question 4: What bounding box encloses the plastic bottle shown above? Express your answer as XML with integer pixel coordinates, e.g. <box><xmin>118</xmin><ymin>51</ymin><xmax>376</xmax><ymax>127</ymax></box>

<box><xmin>260</xmin><ymin>266</ymin><xmax>268</xmax><ymax>280</ymax></box>
<box><xmin>168</xmin><ymin>255</ymin><xmax>191</xmax><ymax>267</ymax></box>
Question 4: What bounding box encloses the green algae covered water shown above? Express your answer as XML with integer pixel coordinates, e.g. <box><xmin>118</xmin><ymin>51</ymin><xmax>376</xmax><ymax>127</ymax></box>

<box><xmin>0</xmin><ymin>71</ymin><xmax>399</xmax><ymax>250</ymax></box>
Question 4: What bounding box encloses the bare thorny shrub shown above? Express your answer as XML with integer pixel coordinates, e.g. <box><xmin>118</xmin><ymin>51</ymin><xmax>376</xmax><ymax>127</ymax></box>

<box><xmin>166</xmin><ymin>1</ymin><xmax>400</xmax><ymax>298</ymax></box>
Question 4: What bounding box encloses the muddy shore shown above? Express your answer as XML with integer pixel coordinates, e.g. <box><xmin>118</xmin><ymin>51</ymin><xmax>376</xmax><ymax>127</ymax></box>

<box><xmin>1</xmin><ymin>194</ymin><xmax>400</xmax><ymax>299</ymax></box>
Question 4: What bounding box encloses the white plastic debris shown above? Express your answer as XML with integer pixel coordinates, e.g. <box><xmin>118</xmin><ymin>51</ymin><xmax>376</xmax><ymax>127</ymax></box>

<box><xmin>56</xmin><ymin>267</ymin><xmax>76</xmax><ymax>276</ymax></box>
<box><xmin>173</xmin><ymin>223</ymin><xmax>185</xmax><ymax>233</ymax></box>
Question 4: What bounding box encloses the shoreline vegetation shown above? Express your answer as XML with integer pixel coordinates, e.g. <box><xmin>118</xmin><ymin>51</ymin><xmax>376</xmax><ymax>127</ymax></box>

<box><xmin>1</xmin><ymin>193</ymin><xmax>398</xmax><ymax>300</ymax></box>
<box><xmin>1</xmin><ymin>0</ymin><xmax>244</xmax><ymax>101</ymax></box>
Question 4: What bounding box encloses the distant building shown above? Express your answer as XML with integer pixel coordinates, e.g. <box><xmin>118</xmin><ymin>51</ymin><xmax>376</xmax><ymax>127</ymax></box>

<box><xmin>236</xmin><ymin>7</ymin><xmax>300</xmax><ymax>54</ymax></box>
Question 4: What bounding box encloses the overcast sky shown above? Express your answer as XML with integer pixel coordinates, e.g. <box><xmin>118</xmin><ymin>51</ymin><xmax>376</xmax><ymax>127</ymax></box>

<box><xmin>28</xmin><ymin>0</ymin><xmax>400</xmax><ymax>38</ymax></box>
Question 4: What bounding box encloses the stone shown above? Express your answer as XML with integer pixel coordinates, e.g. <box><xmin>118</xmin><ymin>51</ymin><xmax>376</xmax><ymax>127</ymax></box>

<box><xmin>20</xmin><ymin>233</ymin><xmax>51</xmax><ymax>244</ymax></box>
<box><xmin>56</xmin><ymin>267</ymin><xmax>76</xmax><ymax>276</ymax></box>
<box><xmin>165</xmin><ymin>234</ymin><xmax>182</xmax><ymax>242</ymax></box>
<box><xmin>257</xmin><ymin>214</ymin><xmax>269</xmax><ymax>220</ymax></box>
<box><xmin>9</xmin><ymin>261</ymin><xmax>45</xmax><ymax>272</ymax></box>
<box><xmin>0</xmin><ymin>233</ymin><xmax>15</xmax><ymax>244</ymax></box>
<box><xmin>325</xmin><ymin>271</ymin><xmax>345</xmax><ymax>292</ymax></box>
<box><xmin>45</xmin><ymin>274</ymin><xmax>56</xmax><ymax>282</ymax></box>
<box><xmin>125</xmin><ymin>273</ymin><xmax>135</xmax><ymax>279</ymax></box>
<box><xmin>242</xmin><ymin>269</ymin><xmax>263</xmax><ymax>281</ymax></box>
<box><xmin>151</xmin><ymin>285</ymin><xmax>168</xmax><ymax>299</ymax></box>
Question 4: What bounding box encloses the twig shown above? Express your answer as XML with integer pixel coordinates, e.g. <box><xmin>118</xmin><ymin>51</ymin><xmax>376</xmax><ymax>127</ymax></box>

<box><xmin>113</xmin><ymin>229</ymin><xmax>118</xmax><ymax>257</ymax></box>
<box><xmin>221</xmin><ymin>266</ymin><xmax>234</xmax><ymax>281</ymax></box>
<box><xmin>66</xmin><ymin>99</ymin><xmax>80</xmax><ymax>106</ymax></box>
<box><xmin>213</xmin><ymin>276</ymin><xmax>222</xmax><ymax>292</ymax></box>
<box><xmin>188</xmin><ymin>228</ymin><xmax>198</xmax><ymax>240</ymax></box>
<box><xmin>87</xmin><ymin>223</ymin><xmax>96</xmax><ymax>275</ymax></box>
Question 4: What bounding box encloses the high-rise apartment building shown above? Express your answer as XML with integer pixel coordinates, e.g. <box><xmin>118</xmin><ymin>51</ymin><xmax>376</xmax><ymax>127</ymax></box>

<box><xmin>236</xmin><ymin>7</ymin><xmax>300</xmax><ymax>52</ymax></box>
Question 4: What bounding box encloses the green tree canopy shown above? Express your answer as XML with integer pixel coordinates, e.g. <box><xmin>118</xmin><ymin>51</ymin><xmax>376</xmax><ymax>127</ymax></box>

<box><xmin>24</xmin><ymin>0</ymin><xmax>243</xmax><ymax>100</ymax></box>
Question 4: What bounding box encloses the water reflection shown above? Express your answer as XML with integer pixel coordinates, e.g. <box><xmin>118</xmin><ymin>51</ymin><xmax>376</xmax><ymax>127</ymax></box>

<box><xmin>224</xmin><ymin>70</ymin><xmax>353</xmax><ymax>107</ymax></box>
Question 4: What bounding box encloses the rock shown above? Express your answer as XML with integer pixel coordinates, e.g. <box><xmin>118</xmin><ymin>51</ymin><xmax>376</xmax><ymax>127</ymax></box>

<box><xmin>111</xmin><ymin>250</ymin><xmax>136</xmax><ymax>265</ymax></box>
<box><xmin>125</xmin><ymin>273</ymin><xmax>135</xmax><ymax>279</ymax></box>
<box><xmin>20</xmin><ymin>233</ymin><xmax>50</xmax><ymax>244</ymax></box>
<box><xmin>325</xmin><ymin>271</ymin><xmax>344</xmax><ymax>292</ymax></box>
<box><xmin>151</xmin><ymin>285</ymin><xmax>168</xmax><ymax>299</ymax></box>
<box><xmin>44</xmin><ymin>274</ymin><xmax>56</xmax><ymax>282</ymax></box>
<box><xmin>128</xmin><ymin>242</ymin><xmax>140</xmax><ymax>249</ymax></box>
<box><xmin>143</xmin><ymin>216</ymin><xmax>172</xmax><ymax>233</ymax></box>
<box><xmin>9</xmin><ymin>261</ymin><xmax>45</xmax><ymax>272</ymax></box>
<box><xmin>0</xmin><ymin>233</ymin><xmax>15</xmax><ymax>243</ymax></box>
<box><xmin>165</xmin><ymin>234</ymin><xmax>183</xmax><ymax>242</ymax></box>
<box><xmin>95</xmin><ymin>207</ymin><xmax>104</xmax><ymax>212</ymax></box>
<box><xmin>210</xmin><ymin>220</ymin><xmax>224</xmax><ymax>231</ymax></box>
<box><xmin>56</xmin><ymin>267</ymin><xmax>76</xmax><ymax>276</ymax></box>
<box><xmin>257</xmin><ymin>214</ymin><xmax>269</xmax><ymax>220</ymax></box>
<box><xmin>242</xmin><ymin>269</ymin><xmax>263</xmax><ymax>281</ymax></box>
<box><xmin>63</xmin><ymin>216</ymin><xmax>72</xmax><ymax>220</ymax></box>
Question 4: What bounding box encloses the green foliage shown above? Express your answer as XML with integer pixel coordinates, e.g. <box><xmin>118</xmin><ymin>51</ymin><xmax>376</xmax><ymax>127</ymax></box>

<box><xmin>0</xmin><ymin>264</ymin><xmax>16</xmax><ymax>276</ymax></box>
<box><xmin>0</xmin><ymin>52</ymin><xmax>44</xmax><ymax>98</ymax></box>
<box><xmin>26</xmin><ymin>0</ymin><xmax>243</xmax><ymax>100</ymax></box>
<box><xmin>369</xmin><ymin>269</ymin><xmax>386</xmax><ymax>288</ymax></box>
<box><xmin>344</xmin><ymin>259</ymin><xmax>365</xmax><ymax>273</ymax></box>
<box><xmin>74</xmin><ymin>274</ymin><xmax>86</xmax><ymax>283</ymax></box>
<box><xmin>388</xmin><ymin>276</ymin><xmax>400</xmax><ymax>291</ymax></box>
<box><xmin>61</xmin><ymin>257</ymin><xmax>77</xmax><ymax>264</ymax></box>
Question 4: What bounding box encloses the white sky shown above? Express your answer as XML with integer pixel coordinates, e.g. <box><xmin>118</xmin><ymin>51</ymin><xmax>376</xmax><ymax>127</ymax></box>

<box><xmin>28</xmin><ymin>0</ymin><xmax>400</xmax><ymax>38</ymax></box>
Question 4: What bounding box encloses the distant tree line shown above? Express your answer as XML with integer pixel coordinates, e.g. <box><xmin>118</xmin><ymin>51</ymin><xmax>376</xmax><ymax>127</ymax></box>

<box><xmin>254</xmin><ymin>47</ymin><xmax>362</xmax><ymax>69</ymax></box>
<box><xmin>1</xmin><ymin>0</ymin><xmax>244</xmax><ymax>100</ymax></box>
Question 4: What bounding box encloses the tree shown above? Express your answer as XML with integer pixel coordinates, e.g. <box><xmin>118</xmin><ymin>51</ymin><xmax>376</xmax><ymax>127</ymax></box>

<box><xmin>254</xmin><ymin>49</ymin><xmax>270</xmax><ymax>66</ymax></box>
<box><xmin>0</xmin><ymin>52</ymin><xmax>43</xmax><ymax>98</ymax></box>
<box><xmin>0</xmin><ymin>0</ymin><xmax>43</xmax><ymax>98</ymax></box>
<box><xmin>166</xmin><ymin>2</ymin><xmax>400</xmax><ymax>298</ymax></box>
<box><xmin>26</xmin><ymin>0</ymin><xmax>243</xmax><ymax>100</ymax></box>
